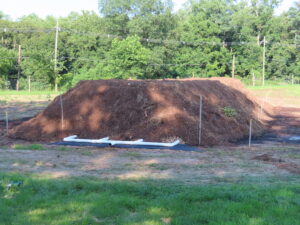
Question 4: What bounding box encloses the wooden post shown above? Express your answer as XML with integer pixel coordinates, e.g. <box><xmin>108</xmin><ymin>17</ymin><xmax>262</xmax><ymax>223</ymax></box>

<box><xmin>262</xmin><ymin>36</ymin><xmax>266</xmax><ymax>86</ymax></box>
<box><xmin>198</xmin><ymin>96</ymin><xmax>203</xmax><ymax>146</ymax></box>
<box><xmin>252</xmin><ymin>70</ymin><xmax>255</xmax><ymax>86</ymax></box>
<box><xmin>16</xmin><ymin>45</ymin><xmax>21</xmax><ymax>91</ymax></box>
<box><xmin>249</xmin><ymin>119</ymin><xmax>252</xmax><ymax>147</ymax></box>
<box><xmin>28</xmin><ymin>76</ymin><xmax>31</xmax><ymax>92</ymax></box>
<box><xmin>54</xmin><ymin>19</ymin><xmax>59</xmax><ymax>92</ymax></box>
<box><xmin>232</xmin><ymin>54</ymin><xmax>235</xmax><ymax>78</ymax></box>
<box><xmin>292</xmin><ymin>74</ymin><xmax>294</xmax><ymax>85</ymax></box>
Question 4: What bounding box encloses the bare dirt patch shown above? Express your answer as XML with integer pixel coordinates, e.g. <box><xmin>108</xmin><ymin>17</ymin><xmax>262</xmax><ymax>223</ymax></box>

<box><xmin>0</xmin><ymin>145</ymin><xmax>299</xmax><ymax>183</ymax></box>
<box><xmin>252</xmin><ymin>153</ymin><xmax>300</xmax><ymax>174</ymax></box>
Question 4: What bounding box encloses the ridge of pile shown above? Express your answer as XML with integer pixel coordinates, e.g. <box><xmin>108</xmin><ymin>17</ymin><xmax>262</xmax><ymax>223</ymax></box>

<box><xmin>9</xmin><ymin>78</ymin><xmax>271</xmax><ymax>146</ymax></box>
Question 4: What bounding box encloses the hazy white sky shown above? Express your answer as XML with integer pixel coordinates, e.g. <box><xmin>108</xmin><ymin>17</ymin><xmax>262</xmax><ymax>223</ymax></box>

<box><xmin>0</xmin><ymin>0</ymin><xmax>297</xmax><ymax>20</ymax></box>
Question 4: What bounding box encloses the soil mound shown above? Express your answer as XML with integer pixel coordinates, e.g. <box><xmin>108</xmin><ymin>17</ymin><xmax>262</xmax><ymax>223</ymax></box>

<box><xmin>9</xmin><ymin>78</ymin><xmax>271</xmax><ymax>146</ymax></box>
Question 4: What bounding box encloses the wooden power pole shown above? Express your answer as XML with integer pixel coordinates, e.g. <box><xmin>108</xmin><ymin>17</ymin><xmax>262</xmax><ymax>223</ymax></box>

<box><xmin>16</xmin><ymin>45</ymin><xmax>21</xmax><ymax>91</ymax></box>
<box><xmin>262</xmin><ymin>36</ymin><xmax>266</xmax><ymax>86</ymax></box>
<box><xmin>252</xmin><ymin>70</ymin><xmax>255</xmax><ymax>87</ymax></box>
<box><xmin>232</xmin><ymin>54</ymin><xmax>235</xmax><ymax>78</ymax></box>
<box><xmin>54</xmin><ymin>19</ymin><xmax>59</xmax><ymax>92</ymax></box>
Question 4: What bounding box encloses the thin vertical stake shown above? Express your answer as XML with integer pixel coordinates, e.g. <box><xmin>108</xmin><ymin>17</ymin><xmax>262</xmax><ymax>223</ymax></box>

<box><xmin>199</xmin><ymin>96</ymin><xmax>203</xmax><ymax>146</ymax></box>
<box><xmin>249</xmin><ymin>119</ymin><xmax>252</xmax><ymax>147</ymax></box>
<box><xmin>60</xmin><ymin>95</ymin><xmax>64</xmax><ymax>130</ymax></box>
<box><xmin>5</xmin><ymin>111</ymin><xmax>8</xmax><ymax>135</ymax></box>
<box><xmin>259</xmin><ymin>104</ymin><xmax>263</xmax><ymax>121</ymax></box>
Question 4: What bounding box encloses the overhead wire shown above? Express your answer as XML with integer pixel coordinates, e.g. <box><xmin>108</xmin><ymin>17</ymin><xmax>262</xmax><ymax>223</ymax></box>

<box><xmin>0</xmin><ymin>27</ymin><xmax>298</xmax><ymax>47</ymax></box>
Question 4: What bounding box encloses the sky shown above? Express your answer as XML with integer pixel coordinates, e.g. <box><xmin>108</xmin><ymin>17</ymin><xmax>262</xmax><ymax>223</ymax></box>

<box><xmin>0</xmin><ymin>0</ymin><xmax>298</xmax><ymax>20</ymax></box>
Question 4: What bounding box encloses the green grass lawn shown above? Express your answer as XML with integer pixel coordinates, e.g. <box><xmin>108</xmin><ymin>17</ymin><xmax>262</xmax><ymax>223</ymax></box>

<box><xmin>0</xmin><ymin>90</ymin><xmax>59</xmax><ymax>103</ymax></box>
<box><xmin>247</xmin><ymin>84</ymin><xmax>300</xmax><ymax>106</ymax></box>
<box><xmin>247</xmin><ymin>84</ymin><xmax>300</xmax><ymax>96</ymax></box>
<box><xmin>0</xmin><ymin>172</ymin><xmax>299</xmax><ymax>225</ymax></box>
<box><xmin>0</xmin><ymin>90</ymin><xmax>60</xmax><ymax>97</ymax></box>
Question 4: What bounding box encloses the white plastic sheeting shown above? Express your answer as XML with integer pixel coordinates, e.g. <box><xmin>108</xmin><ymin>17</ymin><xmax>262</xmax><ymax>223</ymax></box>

<box><xmin>63</xmin><ymin>135</ymin><xmax>180</xmax><ymax>147</ymax></box>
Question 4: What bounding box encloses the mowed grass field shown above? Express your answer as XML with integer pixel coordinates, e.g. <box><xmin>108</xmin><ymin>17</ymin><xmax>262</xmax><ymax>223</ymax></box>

<box><xmin>1</xmin><ymin>172</ymin><xmax>299</xmax><ymax>225</ymax></box>
<box><xmin>0</xmin><ymin>84</ymin><xmax>300</xmax><ymax>225</ymax></box>
<box><xmin>247</xmin><ymin>84</ymin><xmax>300</xmax><ymax>107</ymax></box>
<box><xmin>0</xmin><ymin>90</ymin><xmax>59</xmax><ymax>102</ymax></box>
<box><xmin>248</xmin><ymin>85</ymin><xmax>300</xmax><ymax>96</ymax></box>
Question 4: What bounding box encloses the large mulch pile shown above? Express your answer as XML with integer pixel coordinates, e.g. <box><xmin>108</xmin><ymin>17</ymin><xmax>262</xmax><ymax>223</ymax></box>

<box><xmin>9</xmin><ymin>78</ymin><xmax>272</xmax><ymax>146</ymax></box>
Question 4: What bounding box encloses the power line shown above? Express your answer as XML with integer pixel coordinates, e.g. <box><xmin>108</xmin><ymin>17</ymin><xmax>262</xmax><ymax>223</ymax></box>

<box><xmin>0</xmin><ymin>27</ymin><xmax>298</xmax><ymax>47</ymax></box>
<box><xmin>0</xmin><ymin>56</ymin><xmax>236</xmax><ymax>67</ymax></box>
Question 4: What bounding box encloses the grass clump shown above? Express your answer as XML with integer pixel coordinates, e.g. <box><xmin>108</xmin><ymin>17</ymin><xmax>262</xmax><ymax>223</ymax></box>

<box><xmin>12</xmin><ymin>144</ymin><xmax>45</xmax><ymax>150</ymax></box>
<box><xmin>0</xmin><ymin>172</ymin><xmax>299</xmax><ymax>225</ymax></box>
<box><xmin>222</xmin><ymin>106</ymin><xmax>238</xmax><ymax>117</ymax></box>
<box><xmin>123</xmin><ymin>151</ymin><xmax>142</xmax><ymax>158</ymax></box>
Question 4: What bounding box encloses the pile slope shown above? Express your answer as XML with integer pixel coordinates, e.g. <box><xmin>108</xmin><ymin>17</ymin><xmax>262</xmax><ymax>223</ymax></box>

<box><xmin>9</xmin><ymin>78</ymin><xmax>271</xmax><ymax>146</ymax></box>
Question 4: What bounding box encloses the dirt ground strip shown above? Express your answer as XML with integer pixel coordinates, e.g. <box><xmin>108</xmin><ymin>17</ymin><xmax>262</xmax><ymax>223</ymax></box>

<box><xmin>0</xmin><ymin>145</ymin><xmax>299</xmax><ymax>183</ymax></box>
<box><xmin>267</xmin><ymin>106</ymin><xmax>300</xmax><ymax>137</ymax></box>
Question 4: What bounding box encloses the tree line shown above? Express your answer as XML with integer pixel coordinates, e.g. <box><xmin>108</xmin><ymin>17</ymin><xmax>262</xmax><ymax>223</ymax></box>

<box><xmin>0</xmin><ymin>0</ymin><xmax>299</xmax><ymax>90</ymax></box>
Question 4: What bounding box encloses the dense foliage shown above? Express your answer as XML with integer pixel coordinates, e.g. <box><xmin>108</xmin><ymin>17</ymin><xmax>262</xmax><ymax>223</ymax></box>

<box><xmin>0</xmin><ymin>0</ymin><xmax>299</xmax><ymax>90</ymax></box>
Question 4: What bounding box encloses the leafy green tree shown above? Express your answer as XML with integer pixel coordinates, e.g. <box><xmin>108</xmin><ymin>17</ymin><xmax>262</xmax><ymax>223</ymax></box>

<box><xmin>0</xmin><ymin>47</ymin><xmax>16</xmax><ymax>88</ymax></box>
<box><xmin>173</xmin><ymin>0</ymin><xmax>231</xmax><ymax>77</ymax></box>
<box><xmin>106</xmin><ymin>35</ymin><xmax>151</xmax><ymax>78</ymax></box>
<box><xmin>72</xmin><ymin>35</ymin><xmax>151</xmax><ymax>84</ymax></box>
<box><xmin>287</xmin><ymin>1</ymin><xmax>300</xmax><ymax>82</ymax></box>
<box><xmin>0</xmin><ymin>0</ymin><xmax>299</xmax><ymax>89</ymax></box>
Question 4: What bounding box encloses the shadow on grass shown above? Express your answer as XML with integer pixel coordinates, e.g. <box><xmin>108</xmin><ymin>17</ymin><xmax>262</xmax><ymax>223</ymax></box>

<box><xmin>0</xmin><ymin>172</ymin><xmax>299</xmax><ymax>225</ymax></box>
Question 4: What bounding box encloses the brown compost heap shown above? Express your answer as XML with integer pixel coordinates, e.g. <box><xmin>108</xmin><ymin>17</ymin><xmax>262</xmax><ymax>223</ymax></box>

<box><xmin>9</xmin><ymin>78</ymin><xmax>272</xmax><ymax>146</ymax></box>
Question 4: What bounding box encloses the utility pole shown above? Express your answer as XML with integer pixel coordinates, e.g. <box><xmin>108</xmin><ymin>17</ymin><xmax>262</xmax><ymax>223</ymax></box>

<box><xmin>28</xmin><ymin>76</ymin><xmax>31</xmax><ymax>92</ymax></box>
<box><xmin>54</xmin><ymin>19</ymin><xmax>59</xmax><ymax>92</ymax></box>
<box><xmin>232</xmin><ymin>54</ymin><xmax>235</xmax><ymax>78</ymax></box>
<box><xmin>16</xmin><ymin>45</ymin><xmax>21</xmax><ymax>91</ymax></box>
<box><xmin>262</xmin><ymin>36</ymin><xmax>266</xmax><ymax>86</ymax></box>
<box><xmin>252</xmin><ymin>70</ymin><xmax>255</xmax><ymax>87</ymax></box>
